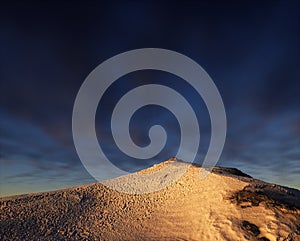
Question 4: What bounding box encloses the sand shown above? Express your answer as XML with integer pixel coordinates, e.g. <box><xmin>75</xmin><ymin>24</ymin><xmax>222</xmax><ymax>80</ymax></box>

<box><xmin>1</xmin><ymin>158</ymin><xmax>299</xmax><ymax>240</ymax></box>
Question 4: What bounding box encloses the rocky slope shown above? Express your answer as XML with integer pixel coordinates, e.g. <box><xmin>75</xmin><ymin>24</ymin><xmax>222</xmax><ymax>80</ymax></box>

<box><xmin>1</xmin><ymin>159</ymin><xmax>299</xmax><ymax>241</ymax></box>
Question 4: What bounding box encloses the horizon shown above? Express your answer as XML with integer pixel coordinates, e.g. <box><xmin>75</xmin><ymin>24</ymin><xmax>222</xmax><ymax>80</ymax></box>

<box><xmin>1</xmin><ymin>157</ymin><xmax>299</xmax><ymax>198</ymax></box>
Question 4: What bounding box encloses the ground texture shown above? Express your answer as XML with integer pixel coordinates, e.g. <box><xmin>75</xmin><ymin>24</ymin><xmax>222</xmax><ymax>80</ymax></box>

<box><xmin>1</xmin><ymin>159</ymin><xmax>299</xmax><ymax>240</ymax></box>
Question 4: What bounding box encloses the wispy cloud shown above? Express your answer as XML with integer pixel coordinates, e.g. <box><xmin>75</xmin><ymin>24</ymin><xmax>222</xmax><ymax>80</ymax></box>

<box><xmin>0</xmin><ymin>110</ymin><xmax>94</xmax><ymax>197</ymax></box>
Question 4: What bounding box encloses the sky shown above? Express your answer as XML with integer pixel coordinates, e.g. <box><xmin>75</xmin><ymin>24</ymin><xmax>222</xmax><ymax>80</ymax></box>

<box><xmin>0</xmin><ymin>1</ymin><xmax>299</xmax><ymax>197</ymax></box>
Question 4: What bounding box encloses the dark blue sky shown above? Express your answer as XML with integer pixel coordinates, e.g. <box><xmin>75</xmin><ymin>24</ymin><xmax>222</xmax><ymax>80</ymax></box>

<box><xmin>1</xmin><ymin>1</ymin><xmax>299</xmax><ymax>196</ymax></box>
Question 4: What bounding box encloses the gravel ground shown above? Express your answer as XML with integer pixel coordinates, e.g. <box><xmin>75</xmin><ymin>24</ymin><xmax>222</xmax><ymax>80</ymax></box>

<box><xmin>1</xmin><ymin>159</ymin><xmax>299</xmax><ymax>241</ymax></box>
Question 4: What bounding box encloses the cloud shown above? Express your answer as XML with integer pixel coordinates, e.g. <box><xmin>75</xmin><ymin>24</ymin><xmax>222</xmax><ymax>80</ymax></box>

<box><xmin>0</xmin><ymin>110</ymin><xmax>94</xmax><ymax>196</ymax></box>
<box><xmin>220</xmin><ymin>108</ymin><xmax>300</xmax><ymax>189</ymax></box>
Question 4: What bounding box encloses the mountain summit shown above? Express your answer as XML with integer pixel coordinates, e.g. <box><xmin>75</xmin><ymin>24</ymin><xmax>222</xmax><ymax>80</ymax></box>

<box><xmin>1</xmin><ymin>159</ymin><xmax>299</xmax><ymax>240</ymax></box>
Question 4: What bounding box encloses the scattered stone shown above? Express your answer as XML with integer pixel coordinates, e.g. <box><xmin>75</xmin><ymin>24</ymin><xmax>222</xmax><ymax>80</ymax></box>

<box><xmin>241</xmin><ymin>220</ymin><xmax>260</xmax><ymax>236</ymax></box>
<box><xmin>258</xmin><ymin>237</ymin><xmax>270</xmax><ymax>241</ymax></box>
<box><xmin>0</xmin><ymin>160</ymin><xmax>299</xmax><ymax>240</ymax></box>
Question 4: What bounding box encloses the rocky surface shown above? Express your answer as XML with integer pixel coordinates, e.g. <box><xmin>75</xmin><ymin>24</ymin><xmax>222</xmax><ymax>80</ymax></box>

<box><xmin>1</xmin><ymin>159</ymin><xmax>299</xmax><ymax>240</ymax></box>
